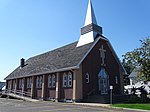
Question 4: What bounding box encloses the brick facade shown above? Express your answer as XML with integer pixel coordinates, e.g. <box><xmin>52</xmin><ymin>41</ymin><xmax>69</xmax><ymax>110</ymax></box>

<box><xmin>6</xmin><ymin>39</ymin><xmax>124</xmax><ymax>102</ymax></box>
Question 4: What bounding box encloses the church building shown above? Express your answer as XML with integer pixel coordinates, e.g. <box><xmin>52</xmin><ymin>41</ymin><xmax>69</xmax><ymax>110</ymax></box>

<box><xmin>5</xmin><ymin>0</ymin><xmax>126</xmax><ymax>102</ymax></box>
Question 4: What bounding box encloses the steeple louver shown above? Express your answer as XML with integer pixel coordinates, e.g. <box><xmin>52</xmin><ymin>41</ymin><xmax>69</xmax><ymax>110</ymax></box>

<box><xmin>77</xmin><ymin>0</ymin><xmax>102</xmax><ymax>47</ymax></box>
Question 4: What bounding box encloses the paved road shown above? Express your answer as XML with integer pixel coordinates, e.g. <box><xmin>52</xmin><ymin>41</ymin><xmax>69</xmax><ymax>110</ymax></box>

<box><xmin>0</xmin><ymin>98</ymin><xmax>145</xmax><ymax>112</ymax></box>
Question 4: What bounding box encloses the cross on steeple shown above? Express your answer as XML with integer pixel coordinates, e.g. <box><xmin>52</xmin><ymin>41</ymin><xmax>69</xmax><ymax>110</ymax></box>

<box><xmin>99</xmin><ymin>45</ymin><xmax>106</xmax><ymax>66</ymax></box>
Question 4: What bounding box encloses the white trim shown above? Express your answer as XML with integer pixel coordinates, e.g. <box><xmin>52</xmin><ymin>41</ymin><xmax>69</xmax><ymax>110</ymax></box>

<box><xmin>63</xmin><ymin>73</ymin><xmax>67</xmax><ymax>87</ymax></box>
<box><xmin>5</xmin><ymin>36</ymin><xmax>126</xmax><ymax>81</ymax></box>
<box><xmin>36</xmin><ymin>76</ymin><xmax>42</xmax><ymax>88</ymax></box>
<box><xmin>52</xmin><ymin>74</ymin><xmax>56</xmax><ymax>88</ymax></box>
<box><xmin>5</xmin><ymin>66</ymin><xmax>78</xmax><ymax>80</ymax></box>
<box><xmin>77</xmin><ymin>36</ymin><xmax>107</xmax><ymax>67</ymax></box>
<box><xmin>106</xmin><ymin>40</ymin><xmax>127</xmax><ymax>74</ymax></box>
<box><xmin>115</xmin><ymin>76</ymin><xmax>118</xmax><ymax>84</ymax></box>
<box><xmin>12</xmin><ymin>80</ymin><xmax>16</xmax><ymax>89</ymax></box>
<box><xmin>27</xmin><ymin>77</ymin><xmax>32</xmax><ymax>89</ymax></box>
<box><xmin>8</xmin><ymin>81</ymin><xmax>11</xmax><ymax>89</ymax></box>
<box><xmin>19</xmin><ymin>79</ymin><xmax>23</xmax><ymax>89</ymax></box>
<box><xmin>85</xmin><ymin>73</ymin><xmax>90</xmax><ymax>83</ymax></box>
<box><xmin>48</xmin><ymin>75</ymin><xmax>52</xmax><ymax>88</ymax></box>
<box><xmin>68</xmin><ymin>72</ymin><xmax>72</xmax><ymax>87</ymax></box>
<box><xmin>77</xmin><ymin>35</ymin><xmax>126</xmax><ymax>74</ymax></box>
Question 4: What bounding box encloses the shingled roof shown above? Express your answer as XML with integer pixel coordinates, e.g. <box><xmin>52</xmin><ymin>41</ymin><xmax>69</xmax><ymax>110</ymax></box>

<box><xmin>5</xmin><ymin>41</ymin><xmax>93</xmax><ymax>80</ymax></box>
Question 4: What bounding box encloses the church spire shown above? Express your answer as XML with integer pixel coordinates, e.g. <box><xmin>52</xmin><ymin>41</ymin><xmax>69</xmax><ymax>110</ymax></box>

<box><xmin>84</xmin><ymin>0</ymin><xmax>97</xmax><ymax>26</ymax></box>
<box><xmin>76</xmin><ymin>0</ymin><xmax>102</xmax><ymax>47</ymax></box>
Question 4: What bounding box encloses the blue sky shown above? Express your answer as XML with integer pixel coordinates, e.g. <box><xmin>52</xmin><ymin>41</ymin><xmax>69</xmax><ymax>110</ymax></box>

<box><xmin>0</xmin><ymin>0</ymin><xmax>150</xmax><ymax>81</ymax></box>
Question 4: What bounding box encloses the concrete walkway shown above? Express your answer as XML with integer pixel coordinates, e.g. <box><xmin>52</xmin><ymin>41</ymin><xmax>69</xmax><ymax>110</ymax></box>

<box><xmin>73</xmin><ymin>103</ymin><xmax>150</xmax><ymax>112</ymax></box>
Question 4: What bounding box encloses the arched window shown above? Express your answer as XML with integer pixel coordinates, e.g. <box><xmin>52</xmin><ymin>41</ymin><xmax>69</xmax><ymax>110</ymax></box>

<box><xmin>40</xmin><ymin>76</ymin><xmax>43</xmax><ymax>88</ymax></box>
<box><xmin>36</xmin><ymin>76</ymin><xmax>42</xmax><ymax>88</ymax></box>
<box><xmin>85</xmin><ymin>73</ymin><xmax>90</xmax><ymax>83</ymax></box>
<box><xmin>36</xmin><ymin>76</ymin><xmax>39</xmax><ymax>88</ymax></box>
<box><xmin>98</xmin><ymin>68</ymin><xmax>108</xmax><ymax>79</ymax></box>
<box><xmin>115</xmin><ymin>76</ymin><xmax>118</xmax><ymax>84</ymax></box>
<box><xmin>8</xmin><ymin>81</ymin><xmax>11</xmax><ymax>89</ymax></box>
<box><xmin>68</xmin><ymin>72</ymin><xmax>72</xmax><ymax>87</ymax></box>
<box><xmin>30</xmin><ymin>77</ymin><xmax>32</xmax><ymax>88</ymax></box>
<box><xmin>98</xmin><ymin>68</ymin><xmax>109</xmax><ymax>94</ymax></box>
<box><xmin>27</xmin><ymin>78</ymin><xmax>30</xmax><ymax>88</ymax></box>
<box><xmin>63</xmin><ymin>73</ymin><xmax>67</xmax><ymax>87</ymax></box>
<box><xmin>19</xmin><ymin>79</ymin><xmax>23</xmax><ymax>89</ymax></box>
<box><xmin>13</xmin><ymin>80</ymin><xmax>16</xmax><ymax>89</ymax></box>
<box><xmin>52</xmin><ymin>74</ymin><xmax>56</xmax><ymax>87</ymax></box>
<box><xmin>48</xmin><ymin>75</ymin><xmax>52</xmax><ymax>88</ymax></box>
<box><xmin>27</xmin><ymin>77</ymin><xmax>32</xmax><ymax>88</ymax></box>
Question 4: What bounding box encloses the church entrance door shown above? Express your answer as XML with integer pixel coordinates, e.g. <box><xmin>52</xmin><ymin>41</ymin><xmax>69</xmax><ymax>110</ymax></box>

<box><xmin>98</xmin><ymin>68</ymin><xmax>109</xmax><ymax>95</ymax></box>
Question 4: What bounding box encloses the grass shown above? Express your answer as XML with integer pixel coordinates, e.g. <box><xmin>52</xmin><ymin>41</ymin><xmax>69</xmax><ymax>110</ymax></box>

<box><xmin>112</xmin><ymin>104</ymin><xmax>150</xmax><ymax>110</ymax></box>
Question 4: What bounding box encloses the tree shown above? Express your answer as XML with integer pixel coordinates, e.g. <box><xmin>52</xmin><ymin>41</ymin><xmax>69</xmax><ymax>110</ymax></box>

<box><xmin>122</xmin><ymin>59</ymin><xmax>133</xmax><ymax>75</ymax></box>
<box><xmin>122</xmin><ymin>37</ymin><xmax>150</xmax><ymax>81</ymax></box>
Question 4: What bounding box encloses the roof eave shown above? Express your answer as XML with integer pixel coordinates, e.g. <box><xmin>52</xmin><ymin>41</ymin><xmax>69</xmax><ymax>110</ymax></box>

<box><xmin>5</xmin><ymin>66</ymin><xmax>79</xmax><ymax>80</ymax></box>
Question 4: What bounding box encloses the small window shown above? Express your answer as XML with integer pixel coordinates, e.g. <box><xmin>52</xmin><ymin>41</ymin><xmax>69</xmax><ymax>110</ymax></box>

<box><xmin>27</xmin><ymin>78</ymin><xmax>29</xmax><ymax>88</ymax></box>
<box><xmin>63</xmin><ymin>73</ymin><xmax>67</xmax><ymax>87</ymax></box>
<box><xmin>85</xmin><ymin>73</ymin><xmax>90</xmax><ymax>83</ymax></box>
<box><xmin>30</xmin><ymin>78</ymin><xmax>32</xmax><ymax>88</ymax></box>
<box><xmin>8</xmin><ymin>81</ymin><xmax>11</xmax><ymax>89</ymax></box>
<box><xmin>115</xmin><ymin>76</ymin><xmax>118</xmax><ymax>84</ymax></box>
<box><xmin>40</xmin><ymin>76</ymin><xmax>43</xmax><ymax>88</ymax></box>
<box><xmin>52</xmin><ymin>74</ymin><xmax>56</xmax><ymax>87</ymax></box>
<box><xmin>13</xmin><ymin>80</ymin><xmax>16</xmax><ymax>89</ymax></box>
<box><xmin>19</xmin><ymin>79</ymin><xmax>23</xmax><ymax>89</ymax></box>
<box><xmin>48</xmin><ymin>75</ymin><xmax>52</xmax><ymax>88</ymax></box>
<box><xmin>36</xmin><ymin>77</ymin><xmax>39</xmax><ymax>88</ymax></box>
<box><xmin>36</xmin><ymin>76</ymin><xmax>42</xmax><ymax>88</ymax></box>
<box><xmin>27</xmin><ymin>77</ymin><xmax>32</xmax><ymax>88</ymax></box>
<box><xmin>68</xmin><ymin>72</ymin><xmax>72</xmax><ymax>87</ymax></box>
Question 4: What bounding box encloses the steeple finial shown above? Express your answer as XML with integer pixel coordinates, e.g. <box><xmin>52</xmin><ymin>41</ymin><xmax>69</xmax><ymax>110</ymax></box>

<box><xmin>76</xmin><ymin>0</ymin><xmax>102</xmax><ymax>47</ymax></box>
<box><xmin>84</xmin><ymin>0</ymin><xmax>97</xmax><ymax>26</ymax></box>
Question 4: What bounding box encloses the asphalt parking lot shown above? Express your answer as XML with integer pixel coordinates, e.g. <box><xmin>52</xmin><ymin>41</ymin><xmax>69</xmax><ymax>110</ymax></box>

<box><xmin>0</xmin><ymin>98</ymin><xmax>144</xmax><ymax>112</ymax></box>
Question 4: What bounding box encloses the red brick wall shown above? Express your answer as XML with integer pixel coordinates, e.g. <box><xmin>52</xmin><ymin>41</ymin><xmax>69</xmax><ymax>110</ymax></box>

<box><xmin>47</xmin><ymin>89</ymin><xmax>56</xmax><ymax>99</ymax></box>
<box><xmin>36</xmin><ymin>89</ymin><xmax>42</xmax><ymax>98</ymax></box>
<box><xmin>82</xmin><ymin>38</ymin><xmax>123</xmax><ymax>98</ymax></box>
<box><xmin>60</xmin><ymin>71</ymin><xmax>73</xmax><ymax>100</ymax></box>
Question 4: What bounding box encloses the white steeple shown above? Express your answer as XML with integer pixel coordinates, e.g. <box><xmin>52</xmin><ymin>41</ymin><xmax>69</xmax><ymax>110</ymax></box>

<box><xmin>76</xmin><ymin>0</ymin><xmax>102</xmax><ymax>47</ymax></box>
<box><xmin>84</xmin><ymin>0</ymin><xmax>97</xmax><ymax>26</ymax></box>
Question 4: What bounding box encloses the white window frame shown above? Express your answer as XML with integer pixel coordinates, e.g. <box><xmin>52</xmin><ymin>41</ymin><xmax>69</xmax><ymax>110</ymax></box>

<box><xmin>8</xmin><ymin>81</ymin><xmax>11</xmax><ymax>89</ymax></box>
<box><xmin>48</xmin><ymin>75</ymin><xmax>52</xmax><ymax>88</ymax></box>
<box><xmin>85</xmin><ymin>73</ymin><xmax>90</xmax><ymax>83</ymax></box>
<box><xmin>63</xmin><ymin>73</ymin><xmax>67</xmax><ymax>87</ymax></box>
<box><xmin>115</xmin><ymin>76</ymin><xmax>118</xmax><ymax>84</ymax></box>
<box><xmin>27</xmin><ymin>77</ymin><xmax>32</xmax><ymax>89</ymax></box>
<box><xmin>19</xmin><ymin>79</ymin><xmax>23</xmax><ymax>89</ymax></box>
<box><xmin>40</xmin><ymin>76</ymin><xmax>43</xmax><ymax>88</ymax></box>
<box><xmin>27</xmin><ymin>78</ymin><xmax>29</xmax><ymax>88</ymax></box>
<box><xmin>30</xmin><ymin>77</ymin><xmax>32</xmax><ymax>88</ymax></box>
<box><xmin>68</xmin><ymin>72</ymin><xmax>72</xmax><ymax>87</ymax></box>
<box><xmin>36</xmin><ymin>76</ymin><xmax>40</xmax><ymax>88</ymax></box>
<box><xmin>52</xmin><ymin>74</ymin><xmax>56</xmax><ymax>88</ymax></box>
<box><xmin>13</xmin><ymin>80</ymin><xmax>16</xmax><ymax>89</ymax></box>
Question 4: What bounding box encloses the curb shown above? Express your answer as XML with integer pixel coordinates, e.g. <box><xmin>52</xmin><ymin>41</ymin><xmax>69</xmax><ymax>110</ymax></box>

<box><xmin>73</xmin><ymin>103</ymin><xmax>150</xmax><ymax>112</ymax></box>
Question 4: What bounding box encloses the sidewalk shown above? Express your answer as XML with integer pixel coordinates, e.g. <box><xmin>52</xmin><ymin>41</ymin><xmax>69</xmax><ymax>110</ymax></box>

<box><xmin>73</xmin><ymin>103</ymin><xmax>150</xmax><ymax>112</ymax></box>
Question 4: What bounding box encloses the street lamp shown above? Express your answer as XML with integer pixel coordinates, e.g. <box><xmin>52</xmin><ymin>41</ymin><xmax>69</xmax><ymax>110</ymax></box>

<box><xmin>110</xmin><ymin>86</ymin><xmax>113</xmax><ymax>105</ymax></box>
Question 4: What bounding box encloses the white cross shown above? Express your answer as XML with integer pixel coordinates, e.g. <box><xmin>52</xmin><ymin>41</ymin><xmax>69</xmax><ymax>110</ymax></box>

<box><xmin>99</xmin><ymin>45</ymin><xmax>106</xmax><ymax>66</ymax></box>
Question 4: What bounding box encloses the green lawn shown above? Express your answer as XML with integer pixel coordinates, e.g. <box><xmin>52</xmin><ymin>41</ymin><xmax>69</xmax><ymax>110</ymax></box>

<box><xmin>112</xmin><ymin>104</ymin><xmax>150</xmax><ymax>110</ymax></box>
